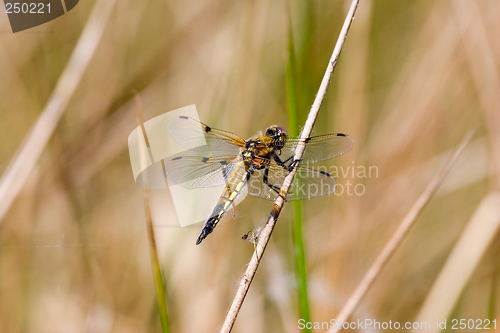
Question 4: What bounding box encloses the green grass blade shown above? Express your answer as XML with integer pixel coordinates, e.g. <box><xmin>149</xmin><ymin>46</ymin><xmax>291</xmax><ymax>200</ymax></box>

<box><xmin>143</xmin><ymin>189</ymin><xmax>171</xmax><ymax>333</ymax></box>
<box><xmin>286</xmin><ymin>6</ymin><xmax>312</xmax><ymax>331</ymax></box>
<box><xmin>136</xmin><ymin>98</ymin><xmax>171</xmax><ymax>333</ymax></box>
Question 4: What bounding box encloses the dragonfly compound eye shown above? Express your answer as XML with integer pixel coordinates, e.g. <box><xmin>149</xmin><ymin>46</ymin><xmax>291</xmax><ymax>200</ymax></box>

<box><xmin>265</xmin><ymin>127</ymin><xmax>276</xmax><ymax>136</ymax></box>
<box><xmin>276</xmin><ymin>126</ymin><xmax>287</xmax><ymax>135</ymax></box>
<box><xmin>266</xmin><ymin>125</ymin><xmax>287</xmax><ymax>138</ymax></box>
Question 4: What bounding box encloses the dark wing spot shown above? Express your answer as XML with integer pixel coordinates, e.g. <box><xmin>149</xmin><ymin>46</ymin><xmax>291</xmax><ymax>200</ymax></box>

<box><xmin>220</xmin><ymin>161</ymin><xmax>227</xmax><ymax>165</ymax></box>
<box><xmin>201</xmin><ymin>157</ymin><xmax>209</xmax><ymax>163</ymax></box>
<box><xmin>179</xmin><ymin>116</ymin><xmax>188</xmax><ymax>119</ymax></box>
<box><xmin>337</xmin><ymin>133</ymin><xmax>346</xmax><ymax>137</ymax></box>
<box><xmin>172</xmin><ymin>156</ymin><xmax>182</xmax><ymax>160</ymax></box>
<box><xmin>305</xmin><ymin>137</ymin><xmax>311</xmax><ymax>143</ymax></box>
<box><xmin>204</xmin><ymin>126</ymin><xmax>211</xmax><ymax>133</ymax></box>
<box><xmin>319</xmin><ymin>170</ymin><xmax>332</xmax><ymax>177</ymax></box>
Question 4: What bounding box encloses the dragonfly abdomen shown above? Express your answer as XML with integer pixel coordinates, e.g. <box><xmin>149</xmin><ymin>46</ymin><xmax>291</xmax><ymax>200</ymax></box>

<box><xmin>196</xmin><ymin>163</ymin><xmax>249</xmax><ymax>245</ymax></box>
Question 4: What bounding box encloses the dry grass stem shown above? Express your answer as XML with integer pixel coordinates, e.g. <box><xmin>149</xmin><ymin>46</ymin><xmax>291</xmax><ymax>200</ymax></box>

<box><xmin>135</xmin><ymin>95</ymin><xmax>170</xmax><ymax>332</ymax></box>
<box><xmin>326</xmin><ymin>127</ymin><xmax>477</xmax><ymax>333</ymax></box>
<box><xmin>219</xmin><ymin>0</ymin><xmax>360</xmax><ymax>331</ymax></box>
<box><xmin>452</xmin><ymin>0</ymin><xmax>500</xmax><ymax>190</ymax></box>
<box><xmin>0</xmin><ymin>0</ymin><xmax>116</xmax><ymax>224</ymax></box>
<box><xmin>411</xmin><ymin>192</ymin><xmax>500</xmax><ymax>333</ymax></box>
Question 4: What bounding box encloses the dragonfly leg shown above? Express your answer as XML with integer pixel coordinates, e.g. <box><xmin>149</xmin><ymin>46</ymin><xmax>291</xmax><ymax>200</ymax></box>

<box><xmin>273</xmin><ymin>153</ymin><xmax>298</xmax><ymax>171</ymax></box>
<box><xmin>263</xmin><ymin>167</ymin><xmax>281</xmax><ymax>194</ymax></box>
<box><xmin>273</xmin><ymin>153</ymin><xmax>293</xmax><ymax>168</ymax></box>
<box><xmin>282</xmin><ymin>155</ymin><xmax>294</xmax><ymax>165</ymax></box>
<box><xmin>287</xmin><ymin>159</ymin><xmax>301</xmax><ymax>171</ymax></box>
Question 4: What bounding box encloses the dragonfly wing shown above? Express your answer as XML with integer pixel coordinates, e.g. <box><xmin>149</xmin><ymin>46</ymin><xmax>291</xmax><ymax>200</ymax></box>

<box><xmin>278</xmin><ymin>134</ymin><xmax>354</xmax><ymax>164</ymax></box>
<box><xmin>247</xmin><ymin>162</ymin><xmax>336</xmax><ymax>201</ymax></box>
<box><xmin>288</xmin><ymin>166</ymin><xmax>336</xmax><ymax>200</ymax></box>
<box><xmin>162</xmin><ymin>155</ymin><xmax>241</xmax><ymax>189</ymax></box>
<box><xmin>246</xmin><ymin>164</ymin><xmax>283</xmax><ymax>200</ymax></box>
<box><xmin>167</xmin><ymin>116</ymin><xmax>245</xmax><ymax>153</ymax></box>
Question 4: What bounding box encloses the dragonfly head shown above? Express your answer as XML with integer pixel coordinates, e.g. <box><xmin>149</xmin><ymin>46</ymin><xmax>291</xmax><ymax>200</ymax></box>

<box><xmin>265</xmin><ymin>125</ymin><xmax>288</xmax><ymax>149</ymax></box>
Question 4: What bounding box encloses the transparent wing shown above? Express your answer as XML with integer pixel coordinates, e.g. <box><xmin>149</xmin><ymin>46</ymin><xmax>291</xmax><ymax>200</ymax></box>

<box><xmin>277</xmin><ymin>134</ymin><xmax>354</xmax><ymax>164</ymax></box>
<box><xmin>247</xmin><ymin>162</ymin><xmax>336</xmax><ymax>201</ymax></box>
<box><xmin>162</xmin><ymin>155</ymin><xmax>242</xmax><ymax>189</ymax></box>
<box><xmin>167</xmin><ymin>116</ymin><xmax>245</xmax><ymax>153</ymax></box>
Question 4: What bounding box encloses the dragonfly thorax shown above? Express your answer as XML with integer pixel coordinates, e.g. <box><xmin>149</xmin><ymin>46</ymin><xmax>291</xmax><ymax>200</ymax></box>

<box><xmin>242</xmin><ymin>149</ymin><xmax>254</xmax><ymax>159</ymax></box>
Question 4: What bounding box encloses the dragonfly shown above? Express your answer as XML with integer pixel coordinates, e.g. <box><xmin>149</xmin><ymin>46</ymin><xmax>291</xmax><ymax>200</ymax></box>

<box><xmin>163</xmin><ymin>116</ymin><xmax>353</xmax><ymax>245</ymax></box>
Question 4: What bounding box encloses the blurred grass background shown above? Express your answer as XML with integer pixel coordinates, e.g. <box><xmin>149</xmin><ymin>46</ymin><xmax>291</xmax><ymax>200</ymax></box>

<box><xmin>0</xmin><ymin>0</ymin><xmax>499</xmax><ymax>332</ymax></box>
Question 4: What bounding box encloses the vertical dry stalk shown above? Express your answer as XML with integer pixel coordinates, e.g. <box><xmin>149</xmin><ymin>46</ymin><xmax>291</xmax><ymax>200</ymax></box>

<box><xmin>326</xmin><ymin>127</ymin><xmax>477</xmax><ymax>333</ymax></box>
<box><xmin>220</xmin><ymin>0</ymin><xmax>360</xmax><ymax>331</ymax></box>
<box><xmin>411</xmin><ymin>192</ymin><xmax>500</xmax><ymax>333</ymax></box>
<box><xmin>135</xmin><ymin>95</ymin><xmax>170</xmax><ymax>332</ymax></box>
<box><xmin>0</xmin><ymin>0</ymin><xmax>116</xmax><ymax>224</ymax></box>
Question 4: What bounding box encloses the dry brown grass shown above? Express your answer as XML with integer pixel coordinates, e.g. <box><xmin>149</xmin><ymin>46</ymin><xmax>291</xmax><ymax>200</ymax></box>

<box><xmin>0</xmin><ymin>0</ymin><xmax>499</xmax><ymax>332</ymax></box>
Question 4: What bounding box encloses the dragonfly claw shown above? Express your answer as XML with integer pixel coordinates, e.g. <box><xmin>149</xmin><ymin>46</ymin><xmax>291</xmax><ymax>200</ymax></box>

<box><xmin>287</xmin><ymin>159</ymin><xmax>300</xmax><ymax>171</ymax></box>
